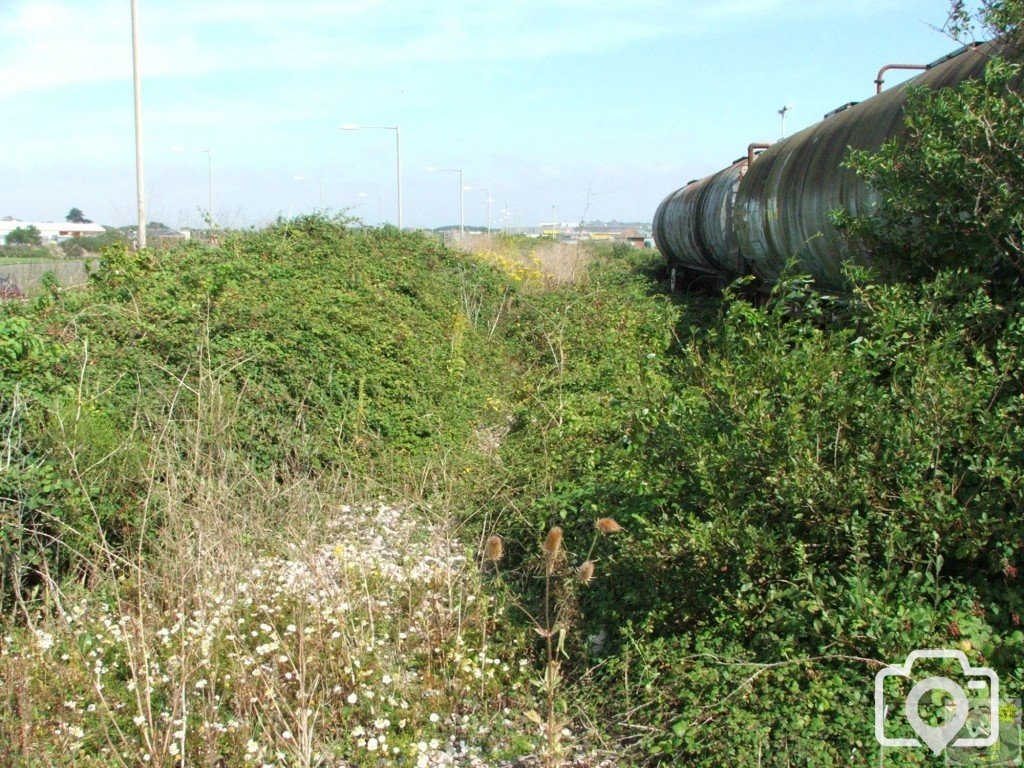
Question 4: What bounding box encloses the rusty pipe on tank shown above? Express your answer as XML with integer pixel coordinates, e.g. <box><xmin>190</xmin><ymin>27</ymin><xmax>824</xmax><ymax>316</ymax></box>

<box><xmin>748</xmin><ymin>143</ymin><xmax>772</xmax><ymax>166</ymax></box>
<box><xmin>875</xmin><ymin>63</ymin><xmax>928</xmax><ymax>94</ymax></box>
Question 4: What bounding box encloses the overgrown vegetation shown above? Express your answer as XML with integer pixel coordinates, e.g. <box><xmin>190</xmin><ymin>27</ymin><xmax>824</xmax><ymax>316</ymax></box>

<box><xmin>491</xmin><ymin>262</ymin><xmax>1023</xmax><ymax>765</ymax></box>
<box><xmin>840</xmin><ymin>4</ymin><xmax>1024</xmax><ymax>285</ymax></box>
<box><xmin>1</xmin><ymin>217</ymin><xmax>515</xmax><ymax>608</ymax></box>
<box><xmin>59</xmin><ymin>229</ymin><xmax>128</xmax><ymax>259</ymax></box>
<box><xmin>0</xmin><ymin>245</ymin><xmax>58</xmax><ymax>262</ymax></box>
<box><xmin>0</xmin><ymin>218</ymin><xmax>552</xmax><ymax>766</ymax></box>
<box><xmin>2</xmin><ymin>3</ymin><xmax>1023</xmax><ymax>766</ymax></box>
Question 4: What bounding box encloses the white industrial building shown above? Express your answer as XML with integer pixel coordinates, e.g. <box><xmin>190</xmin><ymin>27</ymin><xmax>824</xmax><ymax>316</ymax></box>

<box><xmin>0</xmin><ymin>218</ymin><xmax>107</xmax><ymax>244</ymax></box>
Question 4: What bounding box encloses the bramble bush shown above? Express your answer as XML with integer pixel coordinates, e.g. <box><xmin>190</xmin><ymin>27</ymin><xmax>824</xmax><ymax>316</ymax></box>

<box><xmin>479</xmin><ymin>8</ymin><xmax>1024</xmax><ymax>761</ymax></box>
<box><xmin>488</xmin><ymin>253</ymin><xmax>1023</xmax><ymax>765</ymax></box>
<box><xmin>0</xmin><ymin>217</ymin><xmax>565</xmax><ymax>766</ymax></box>
<box><xmin>0</xmin><ymin>216</ymin><xmax>518</xmax><ymax>615</ymax></box>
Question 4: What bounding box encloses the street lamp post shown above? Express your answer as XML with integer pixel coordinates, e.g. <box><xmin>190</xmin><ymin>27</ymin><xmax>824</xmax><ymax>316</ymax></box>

<box><xmin>426</xmin><ymin>167</ymin><xmax>464</xmax><ymax>238</ymax></box>
<box><xmin>340</xmin><ymin>125</ymin><xmax>402</xmax><ymax>228</ymax></box>
<box><xmin>483</xmin><ymin>188</ymin><xmax>491</xmax><ymax>235</ymax></box>
<box><xmin>778</xmin><ymin>105</ymin><xmax>790</xmax><ymax>139</ymax></box>
<box><xmin>171</xmin><ymin>146</ymin><xmax>214</xmax><ymax>231</ymax></box>
<box><xmin>130</xmin><ymin>0</ymin><xmax>146</xmax><ymax>248</ymax></box>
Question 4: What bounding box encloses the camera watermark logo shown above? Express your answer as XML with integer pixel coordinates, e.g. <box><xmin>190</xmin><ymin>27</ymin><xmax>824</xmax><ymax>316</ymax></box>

<box><xmin>875</xmin><ymin>650</ymin><xmax>1000</xmax><ymax>755</ymax></box>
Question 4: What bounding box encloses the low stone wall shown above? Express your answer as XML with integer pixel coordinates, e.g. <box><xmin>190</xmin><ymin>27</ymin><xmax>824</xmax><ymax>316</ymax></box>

<box><xmin>0</xmin><ymin>259</ymin><xmax>96</xmax><ymax>297</ymax></box>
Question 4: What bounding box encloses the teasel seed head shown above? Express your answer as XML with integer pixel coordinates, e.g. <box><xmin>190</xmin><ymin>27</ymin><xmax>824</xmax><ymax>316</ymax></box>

<box><xmin>484</xmin><ymin>534</ymin><xmax>504</xmax><ymax>563</ymax></box>
<box><xmin>595</xmin><ymin>517</ymin><xmax>623</xmax><ymax>534</ymax></box>
<box><xmin>543</xmin><ymin>526</ymin><xmax>563</xmax><ymax>558</ymax></box>
<box><xmin>577</xmin><ymin>560</ymin><xmax>596</xmax><ymax>584</ymax></box>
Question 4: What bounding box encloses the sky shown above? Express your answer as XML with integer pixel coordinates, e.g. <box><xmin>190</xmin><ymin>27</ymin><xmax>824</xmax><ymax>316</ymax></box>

<box><xmin>0</xmin><ymin>0</ymin><xmax>981</xmax><ymax>231</ymax></box>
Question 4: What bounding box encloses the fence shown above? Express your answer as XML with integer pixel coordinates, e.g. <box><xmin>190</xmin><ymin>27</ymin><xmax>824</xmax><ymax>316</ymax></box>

<box><xmin>0</xmin><ymin>259</ymin><xmax>96</xmax><ymax>297</ymax></box>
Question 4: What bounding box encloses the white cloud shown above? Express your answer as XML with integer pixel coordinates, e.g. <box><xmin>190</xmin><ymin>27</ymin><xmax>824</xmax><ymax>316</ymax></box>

<box><xmin>0</xmin><ymin>0</ymin><xmax>865</xmax><ymax>99</ymax></box>
<box><xmin>0</xmin><ymin>0</ymin><xmax>225</xmax><ymax>98</ymax></box>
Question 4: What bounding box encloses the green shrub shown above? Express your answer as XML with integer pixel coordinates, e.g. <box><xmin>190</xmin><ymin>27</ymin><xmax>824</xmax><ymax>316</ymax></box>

<box><xmin>59</xmin><ymin>229</ymin><xmax>126</xmax><ymax>258</ymax></box>
<box><xmin>485</xmin><ymin>252</ymin><xmax>1023</xmax><ymax>764</ymax></box>
<box><xmin>5</xmin><ymin>225</ymin><xmax>42</xmax><ymax>247</ymax></box>
<box><xmin>0</xmin><ymin>216</ymin><xmax>519</xmax><ymax>611</ymax></box>
<box><xmin>840</xmin><ymin>11</ymin><xmax>1024</xmax><ymax>284</ymax></box>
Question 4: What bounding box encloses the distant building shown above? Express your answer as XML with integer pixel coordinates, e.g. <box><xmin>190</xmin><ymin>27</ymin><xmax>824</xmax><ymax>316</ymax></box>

<box><xmin>148</xmin><ymin>225</ymin><xmax>191</xmax><ymax>242</ymax></box>
<box><xmin>0</xmin><ymin>218</ymin><xmax>106</xmax><ymax>244</ymax></box>
<box><xmin>523</xmin><ymin>220</ymin><xmax>652</xmax><ymax>243</ymax></box>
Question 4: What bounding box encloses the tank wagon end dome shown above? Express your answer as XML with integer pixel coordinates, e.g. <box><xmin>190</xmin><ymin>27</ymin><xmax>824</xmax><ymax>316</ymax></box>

<box><xmin>653</xmin><ymin>157</ymin><xmax>751</xmax><ymax>283</ymax></box>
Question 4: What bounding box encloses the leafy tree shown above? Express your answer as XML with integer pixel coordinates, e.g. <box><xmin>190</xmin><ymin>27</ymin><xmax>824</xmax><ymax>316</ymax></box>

<box><xmin>65</xmin><ymin>207</ymin><xmax>92</xmax><ymax>224</ymax></box>
<box><xmin>5</xmin><ymin>225</ymin><xmax>42</xmax><ymax>246</ymax></box>
<box><xmin>841</xmin><ymin>1</ymin><xmax>1024</xmax><ymax>283</ymax></box>
<box><xmin>948</xmin><ymin>0</ymin><xmax>1024</xmax><ymax>48</ymax></box>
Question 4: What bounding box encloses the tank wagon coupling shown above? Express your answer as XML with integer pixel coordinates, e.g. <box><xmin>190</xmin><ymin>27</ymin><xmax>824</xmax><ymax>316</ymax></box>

<box><xmin>653</xmin><ymin>42</ymin><xmax>1008</xmax><ymax>290</ymax></box>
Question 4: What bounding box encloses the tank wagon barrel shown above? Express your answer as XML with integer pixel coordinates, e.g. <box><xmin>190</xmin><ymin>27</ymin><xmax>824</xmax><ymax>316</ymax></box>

<box><xmin>654</xmin><ymin>42</ymin><xmax>1006</xmax><ymax>290</ymax></box>
<box><xmin>652</xmin><ymin>159</ymin><xmax>748</xmax><ymax>284</ymax></box>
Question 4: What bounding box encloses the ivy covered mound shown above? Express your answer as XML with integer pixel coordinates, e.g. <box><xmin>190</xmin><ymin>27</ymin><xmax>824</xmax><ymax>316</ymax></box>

<box><xmin>5</xmin><ymin>216</ymin><xmax>514</xmax><ymax>460</ymax></box>
<box><xmin>0</xmin><ymin>218</ymin><xmax>516</xmax><ymax>595</ymax></box>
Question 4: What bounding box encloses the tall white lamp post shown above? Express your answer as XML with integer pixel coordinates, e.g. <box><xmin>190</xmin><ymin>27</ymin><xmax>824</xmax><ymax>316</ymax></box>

<box><xmin>483</xmin><ymin>188</ymin><xmax>492</xmax><ymax>235</ymax></box>
<box><xmin>340</xmin><ymin>125</ymin><xmax>402</xmax><ymax>229</ymax></box>
<box><xmin>130</xmin><ymin>0</ymin><xmax>146</xmax><ymax>248</ymax></box>
<box><xmin>171</xmin><ymin>146</ymin><xmax>214</xmax><ymax>230</ymax></box>
<box><xmin>426</xmin><ymin>167</ymin><xmax>464</xmax><ymax>237</ymax></box>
